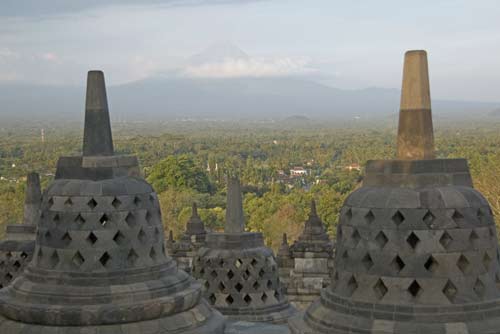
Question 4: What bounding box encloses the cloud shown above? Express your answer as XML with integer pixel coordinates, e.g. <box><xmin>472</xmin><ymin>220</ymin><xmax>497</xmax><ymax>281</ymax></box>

<box><xmin>1</xmin><ymin>0</ymin><xmax>265</xmax><ymax>18</ymax></box>
<box><xmin>183</xmin><ymin>57</ymin><xmax>317</xmax><ymax>78</ymax></box>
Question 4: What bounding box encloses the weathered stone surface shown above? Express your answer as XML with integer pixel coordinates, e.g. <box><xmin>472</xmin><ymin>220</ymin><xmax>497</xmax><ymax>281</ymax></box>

<box><xmin>289</xmin><ymin>50</ymin><xmax>500</xmax><ymax>334</ymax></box>
<box><xmin>277</xmin><ymin>234</ymin><xmax>293</xmax><ymax>291</ymax></box>
<box><xmin>193</xmin><ymin>177</ymin><xmax>297</xmax><ymax>324</ymax></box>
<box><xmin>0</xmin><ymin>71</ymin><xmax>226</xmax><ymax>334</ymax></box>
<box><xmin>397</xmin><ymin>50</ymin><xmax>435</xmax><ymax>160</ymax></box>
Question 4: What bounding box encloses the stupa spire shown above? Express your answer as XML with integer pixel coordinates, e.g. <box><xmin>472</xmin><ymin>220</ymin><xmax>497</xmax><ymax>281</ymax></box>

<box><xmin>397</xmin><ymin>50</ymin><xmax>435</xmax><ymax>160</ymax></box>
<box><xmin>225</xmin><ymin>176</ymin><xmax>245</xmax><ymax>233</ymax></box>
<box><xmin>23</xmin><ymin>172</ymin><xmax>41</xmax><ymax>225</ymax></box>
<box><xmin>82</xmin><ymin>70</ymin><xmax>114</xmax><ymax>156</ymax></box>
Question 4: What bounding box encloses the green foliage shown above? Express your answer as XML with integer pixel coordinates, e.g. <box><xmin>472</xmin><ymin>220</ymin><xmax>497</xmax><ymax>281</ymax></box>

<box><xmin>147</xmin><ymin>154</ymin><xmax>211</xmax><ymax>193</ymax></box>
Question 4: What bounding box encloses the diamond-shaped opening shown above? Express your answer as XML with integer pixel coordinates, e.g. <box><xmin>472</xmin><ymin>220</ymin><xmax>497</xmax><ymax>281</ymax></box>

<box><xmin>259</xmin><ymin>268</ymin><xmax>265</xmax><ymax>278</ymax></box>
<box><xmin>352</xmin><ymin>229</ymin><xmax>361</xmax><ymax>246</ymax></box>
<box><xmin>406</xmin><ymin>232</ymin><xmax>420</xmax><ymax>250</ymax></box>
<box><xmin>392</xmin><ymin>210</ymin><xmax>405</xmax><ymax>226</ymax></box>
<box><xmin>439</xmin><ymin>231</ymin><xmax>453</xmax><ymax>249</ymax></box>
<box><xmin>373</xmin><ymin>279</ymin><xmax>388</xmax><ymax>300</ymax></box>
<box><xmin>345</xmin><ymin>208</ymin><xmax>353</xmax><ymax>221</ymax></box>
<box><xmin>204</xmin><ymin>280</ymin><xmax>210</xmax><ymax>289</ymax></box>
<box><xmin>150</xmin><ymin>247</ymin><xmax>157</xmax><ymax>261</ymax></box>
<box><xmin>452</xmin><ymin>209</ymin><xmax>464</xmax><ymax>223</ymax></box>
<box><xmin>474</xmin><ymin>278</ymin><xmax>485</xmax><ymax>298</ymax></box>
<box><xmin>86</xmin><ymin>232</ymin><xmax>98</xmax><ymax>245</ymax></box>
<box><xmin>211</xmin><ymin>270</ymin><xmax>218</xmax><ymax>279</ymax></box>
<box><xmin>99</xmin><ymin>252</ymin><xmax>111</xmax><ymax>267</ymax></box>
<box><xmin>125</xmin><ymin>212</ymin><xmax>136</xmax><ymax>227</ymax></box>
<box><xmin>443</xmin><ymin>280</ymin><xmax>457</xmax><ymax>302</ymax></box>
<box><xmin>113</xmin><ymin>231</ymin><xmax>126</xmax><ymax>245</ymax></box>
<box><xmin>235</xmin><ymin>259</ymin><xmax>243</xmax><ymax>268</ymax></box>
<box><xmin>44</xmin><ymin>230</ymin><xmax>52</xmax><ymax>241</ymax></box>
<box><xmin>483</xmin><ymin>252</ymin><xmax>492</xmax><ymax>270</ymax></box>
<box><xmin>267</xmin><ymin>280</ymin><xmax>273</xmax><ymax>289</ymax></box>
<box><xmin>226</xmin><ymin>295</ymin><xmax>234</xmax><ymax>305</ymax></box>
<box><xmin>274</xmin><ymin>290</ymin><xmax>280</xmax><ymax>300</ymax></box>
<box><xmin>48</xmin><ymin>197</ymin><xmax>54</xmax><ymax>207</ymax></box>
<box><xmin>364</xmin><ymin>210</ymin><xmax>375</xmax><ymax>224</ymax></box>
<box><xmin>5</xmin><ymin>273</ymin><xmax>13</xmax><ymax>281</ymax></box>
<box><xmin>71</xmin><ymin>251</ymin><xmax>84</xmax><ymax>267</ymax></box>
<box><xmin>127</xmin><ymin>249</ymin><xmax>139</xmax><ymax>266</ymax></box>
<box><xmin>347</xmin><ymin>275</ymin><xmax>358</xmax><ymax>296</ymax></box>
<box><xmin>253</xmin><ymin>281</ymin><xmax>260</xmax><ymax>290</ymax></box>
<box><xmin>138</xmin><ymin>228</ymin><xmax>148</xmax><ymax>244</ymax></box>
<box><xmin>87</xmin><ymin>198</ymin><xmax>97</xmax><ymax>209</ymax></box>
<box><xmin>390</xmin><ymin>255</ymin><xmax>405</xmax><ymax>273</ymax></box>
<box><xmin>457</xmin><ymin>254</ymin><xmax>470</xmax><ymax>274</ymax></box>
<box><xmin>218</xmin><ymin>282</ymin><xmax>226</xmax><ymax>292</ymax></box>
<box><xmin>64</xmin><ymin>197</ymin><xmax>73</xmax><ymax>206</ymax></box>
<box><xmin>235</xmin><ymin>282</ymin><xmax>243</xmax><ymax>292</ymax></box>
<box><xmin>208</xmin><ymin>293</ymin><xmax>216</xmax><ymax>305</ymax></box>
<box><xmin>243</xmin><ymin>269</ymin><xmax>251</xmax><ymax>280</ymax></box>
<box><xmin>111</xmin><ymin>197</ymin><xmax>122</xmax><ymax>209</ymax></box>
<box><xmin>261</xmin><ymin>292</ymin><xmax>268</xmax><ymax>303</ymax></box>
<box><xmin>227</xmin><ymin>270</ymin><xmax>234</xmax><ymax>279</ymax></box>
<box><xmin>75</xmin><ymin>214</ymin><xmax>85</xmax><ymax>224</ymax></box>
<box><xmin>375</xmin><ymin>231</ymin><xmax>388</xmax><ymax>249</ymax></box>
<box><xmin>423</xmin><ymin>210</ymin><xmax>435</xmax><ymax>227</ymax></box>
<box><xmin>61</xmin><ymin>232</ymin><xmax>72</xmax><ymax>246</ymax></box>
<box><xmin>408</xmin><ymin>280</ymin><xmax>422</xmax><ymax>298</ymax></box>
<box><xmin>99</xmin><ymin>214</ymin><xmax>109</xmax><ymax>227</ymax></box>
<box><xmin>145</xmin><ymin>211</ymin><xmax>153</xmax><ymax>224</ymax></box>
<box><xmin>5</xmin><ymin>252</ymin><xmax>11</xmax><ymax>259</ymax></box>
<box><xmin>342</xmin><ymin>250</ymin><xmax>349</xmax><ymax>260</ymax></box>
<box><xmin>470</xmin><ymin>230</ymin><xmax>480</xmax><ymax>245</ymax></box>
<box><xmin>218</xmin><ymin>258</ymin><xmax>225</xmax><ymax>267</ymax></box>
<box><xmin>20</xmin><ymin>252</ymin><xmax>28</xmax><ymax>260</ymax></box>
<box><xmin>134</xmin><ymin>196</ymin><xmax>142</xmax><ymax>207</ymax></box>
<box><xmin>13</xmin><ymin>261</ymin><xmax>21</xmax><ymax>270</ymax></box>
<box><xmin>243</xmin><ymin>294</ymin><xmax>252</xmax><ymax>305</ymax></box>
<box><xmin>52</xmin><ymin>213</ymin><xmax>61</xmax><ymax>224</ymax></box>
<box><xmin>250</xmin><ymin>258</ymin><xmax>258</xmax><ymax>267</ymax></box>
<box><xmin>424</xmin><ymin>256</ymin><xmax>439</xmax><ymax>273</ymax></box>
<box><xmin>362</xmin><ymin>253</ymin><xmax>374</xmax><ymax>271</ymax></box>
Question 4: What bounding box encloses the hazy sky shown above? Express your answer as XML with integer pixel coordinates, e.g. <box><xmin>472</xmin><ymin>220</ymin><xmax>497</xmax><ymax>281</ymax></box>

<box><xmin>1</xmin><ymin>0</ymin><xmax>500</xmax><ymax>102</ymax></box>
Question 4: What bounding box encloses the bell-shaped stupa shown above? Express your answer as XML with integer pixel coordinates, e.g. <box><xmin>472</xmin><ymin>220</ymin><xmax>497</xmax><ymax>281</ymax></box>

<box><xmin>289</xmin><ymin>50</ymin><xmax>500</xmax><ymax>333</ymax></box>
<box><xmin>193</xmin><ymin>177</ymin><xmax>297</xmax><ymax>324</ymax></box>
<box><xmin>0</xmin><ymin>71</ymin><xmax>225</xmax><ymax>333</ymax></box>
<box><xmin>0</xmin><ymin>172</ymin><xmax>41</xmax><ymax>289</ymax></box>
<box><xmin>287</xmin><ymin>200</ymin><xmax>334</xmax><ymax>310</ymax></box>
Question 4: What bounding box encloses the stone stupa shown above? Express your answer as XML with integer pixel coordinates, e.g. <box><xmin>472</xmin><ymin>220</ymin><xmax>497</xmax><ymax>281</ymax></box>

<box><xmin>289</xmin><ymin>50</ymin><xmax>500</xmax><ymax>333</ymax></box>
<box><xmin>0</xmin><ymin>172</ymin><xmax>40</xmax><ymax>289</ymax></box>
<box><xmin>287</xmin><ymin>200</ymin><xmax>334</xmax><ymax>310</ymax></box>
<box><xmin>276</xmin><ymin>233</ymin><xmax>294</xmax><ymax>291</ymax></box>
<box><xmin>193</xmin><ymin>177</ymin><xmax>297</xmax><ymax>324</ymax></box>
<box><xmin>0</xmin><ymin>71</ymin><xmax>225</xmax><ymax>333</ymax></box>
<box><xmin>169</xmin><ymin>203</ymin><xmax>208</xmax><ymax>273</ymax></box>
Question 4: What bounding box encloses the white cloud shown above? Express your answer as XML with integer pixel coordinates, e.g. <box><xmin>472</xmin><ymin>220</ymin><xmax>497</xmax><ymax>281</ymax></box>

<box><xmin>182</xmin><ymin>57</ymin><xmax>317</xmax><ymax>78</ymax></box>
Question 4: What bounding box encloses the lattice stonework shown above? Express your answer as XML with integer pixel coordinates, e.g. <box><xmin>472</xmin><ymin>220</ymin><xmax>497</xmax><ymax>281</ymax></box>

<box><xmin>0</xmin><ymin>251</ymin><xmax>32</xmax><ymax>289</ymax></box>
<box><xmin>193</xmin><ymin>254</ymin><xmax>284</xmax><ymax>308</ymax></box>
<box><xmin>334</xmin><ymin>204</ymin><xmax>500</xmax><ymax>304</ymax></box>
<box><xmin>34</xmin><ymin>192</ymin><xmax>167</xmax><ymax>272</ymax></box>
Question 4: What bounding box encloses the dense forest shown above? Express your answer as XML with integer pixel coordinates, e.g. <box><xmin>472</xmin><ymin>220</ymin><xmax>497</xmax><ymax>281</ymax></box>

<box><xmin>1</xmin><ymin>119</ymin><xmax>499</xmax><ymax>251</ymax></box>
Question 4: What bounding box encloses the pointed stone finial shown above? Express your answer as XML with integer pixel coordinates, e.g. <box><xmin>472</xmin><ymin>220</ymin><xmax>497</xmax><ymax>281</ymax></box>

<box><xmin>397</xmin><ymin>50</ymin><xmax>435</xmax><ymax>160</ymax></box>
<box><xmin>23</xmin><ymin>172</ymin><xmax>41</xmax><ymax>225</ymax></box>
<box><xmin>309</xmin><ymin>199</ymin><xmax>318</xmax><ymax>218</ymax></box>
<box><xmin>82</xmin><ymin>70</ymin><xmax>114</xmax><ymax>156</ymax></box>
<box><xmin>225</xmin><ymin>176</ymin><xmax>245</xmax><ymax>233</ymax></box>
<box><xmin>282</xmin><ymin>233</ymin><xmax>288</xmax><ymax>246</ymax></box>
<box><xmin>192</xmin><ymin>202</ymin><xmax>199</xmax><ymax>217</ymax></box>
<box><xmin>169</xmin><ymin>230</ymin><xmax>174</xmax><ymax>241</ymax></box>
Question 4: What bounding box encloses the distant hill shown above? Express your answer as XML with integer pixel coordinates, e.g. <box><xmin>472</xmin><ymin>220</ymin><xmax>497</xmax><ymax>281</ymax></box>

<box><xmin>0</xmin><ymin>76</ymin><xmax>498</xmax><ymax>122</ymax></box>
<box><xmin>489</xmin><ymin>109</ymin><xmax>500</xmax><ymax>117</ymax></box>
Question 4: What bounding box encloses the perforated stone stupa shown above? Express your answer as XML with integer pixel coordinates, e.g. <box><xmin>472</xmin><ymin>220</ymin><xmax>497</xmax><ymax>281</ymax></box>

<box><xmin>289</xmin><ymin>50</ymin><xmax>500</xmax><ymax>333</ymax></box>
<box><xmin>0</xmin><ymin>172</ymin><xmax>40</xmax><ymax>289</ymax></box>
<box><xmin>169</xmin><ymin>203</ymin><xmax>208</xmax><ymax>273</ymax></box>
<box><xmin>193</xmin><ymin>177</ymin><xmax>297</xmax><ymax>324</ymax></box>
<box><xmin>0</xmin><ymin>71</ymin><xmax>225</xmax><ymax>333</ymax></box>
<box><xmin>287</xmin><ymin>200</ymin><xmax>334</xmax><ymax>310</ymax></box>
